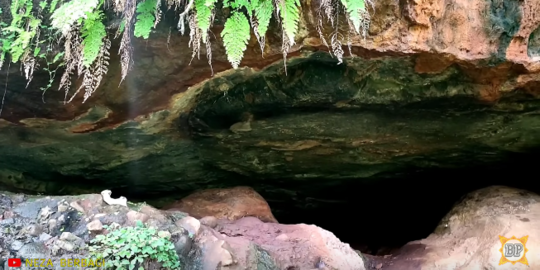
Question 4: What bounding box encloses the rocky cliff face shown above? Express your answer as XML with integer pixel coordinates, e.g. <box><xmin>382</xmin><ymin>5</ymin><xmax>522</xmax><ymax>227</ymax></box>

<box><xmin>0</xmin><ymin>0</ymin><xmax>539</xmax><ymax>237</ymax></box>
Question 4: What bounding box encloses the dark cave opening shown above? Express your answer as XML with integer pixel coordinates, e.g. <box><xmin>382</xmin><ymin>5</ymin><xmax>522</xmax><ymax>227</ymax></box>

<box><xmin>9</xmin><ymin>147</ymin><xmax>538</xmax><ymax>258</ymax></box>
<box><xmin>106</xmin><ymin>149</ymin><xmax>540</xmax><ymax>257</ymax></box>
<box><xmin>253</xmin><ymin>149</ymin><xmax>540</xmax><ymax>255</ymax></box>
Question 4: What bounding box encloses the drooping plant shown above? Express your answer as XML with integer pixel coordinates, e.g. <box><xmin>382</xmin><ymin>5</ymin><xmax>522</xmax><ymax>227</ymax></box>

<box><xmin>0</xmin><ymin>0</ymin><xmax>374</xmax><ymax>107</ymax></box>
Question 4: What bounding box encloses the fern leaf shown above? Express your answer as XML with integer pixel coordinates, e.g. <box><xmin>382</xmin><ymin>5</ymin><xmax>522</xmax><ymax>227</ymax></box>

<box><xmin>81</xmin><ymin>10</ymin><xmax>106</xmax><ymax>68</ymax></box>
<box><xmin>134</xmin><ymin>0</ymin><xmax>157</xmax><ymax>39</ymax></box>
<box><xmin>221</xmin><ymin>11</ymin><xmax>250</xmax><ymax>69</ymax></box>
<box><xmin>195</xmin><ymin>0</ymin><xmax>217</xmax><ymax>41</ymax></box>
<box><xmin>278</xmin><ymin>0</ymin><xmax>300</xmax><ymax>45</ymax></box>
<box><xmin>50</xmin><ymin>0</ymin><xmax>60</xmax><ymax>12</ymax></box>
<box><xmin>50</xmin><ymin>0</ymin><xmax>100</xmax><ymax>35</ymax></box>
<box><xmin>250</xmin><ymin>0</ymin><xmax>274</xmax><ymax>54</ymax></box>
<box><xmin>340</xmin><ymin>0</ymin><xmax>370</xmax><ymax>35</ymax></box>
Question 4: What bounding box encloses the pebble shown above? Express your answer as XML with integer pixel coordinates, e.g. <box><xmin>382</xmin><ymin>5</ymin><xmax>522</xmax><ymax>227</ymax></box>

<box><xmin>59</xmin><ymin>232</ymin><xmax>80</xmax><ymax>242</ymax></box>
<box><xmin>86</xmin><ymin>220</ymin><xmax>103</xmax><ymax>232</ymax></box>
<box><xmin>23</xmin><ymin>224</ymin><xmax>43</xmax><ymax>236</ymax></box>
<box><xmin>54</xmin><ymin>240</ymin><xmax>75</xmax><ymax>252</ymax></box>
<box><xmin>57</xmin><ymin>204</ymin><xmax>68</xmax><ymax>213</ymax></box>
<box><xmin>38</xmin><ymin>233</ymin><xmax>53</xmax><ymax>241</ymax></box>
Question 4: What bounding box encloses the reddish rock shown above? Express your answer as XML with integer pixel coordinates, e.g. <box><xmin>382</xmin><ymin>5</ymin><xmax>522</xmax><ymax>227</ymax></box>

<box><xmin>163</xmin><ymin>186</ymin><xmax>278</xmax><ymax>223</ymax></box>
<box><xmin>214</xmin><ymin>217</ymin><xmax>364</xmax><ymax>270</ymax></box>
<box><xmin>365</xmin><ymin>186</ymin><xmax>540</xmax><ymax>270</ymax></box>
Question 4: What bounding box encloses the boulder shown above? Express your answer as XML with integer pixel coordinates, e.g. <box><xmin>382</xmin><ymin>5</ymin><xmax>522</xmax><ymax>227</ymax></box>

<box><xmin>164</xmin><ymin>186</ymin><xmax>278</xmax><ymax>223</ymax></box>
<box><xmin>365</xmin><ymin>186</ymin><xmax>540</xmax><ymax>270</ymax></box>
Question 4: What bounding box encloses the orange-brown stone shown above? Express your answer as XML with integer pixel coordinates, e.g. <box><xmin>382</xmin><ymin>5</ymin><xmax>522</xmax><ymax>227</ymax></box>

<box><xmin>163</xmin><ymin>186</ymin><xmax>278</xmax><ymax>223</ymax></box>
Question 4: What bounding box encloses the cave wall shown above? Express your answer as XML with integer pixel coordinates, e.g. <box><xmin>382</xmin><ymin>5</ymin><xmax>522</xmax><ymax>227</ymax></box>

<box><xmin>0</xmin><ymin>0</ymin><xmax>538</xmax><ymax>199</ymax></box>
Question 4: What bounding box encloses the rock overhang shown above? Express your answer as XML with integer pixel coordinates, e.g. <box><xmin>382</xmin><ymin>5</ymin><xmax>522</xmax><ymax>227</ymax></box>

<box><xmin>0</xmin><ymin>0</ymin><xmax>538</xmax><ymax>205</ymax></box>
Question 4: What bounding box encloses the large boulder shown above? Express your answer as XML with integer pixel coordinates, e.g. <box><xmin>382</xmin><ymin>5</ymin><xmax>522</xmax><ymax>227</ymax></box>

<box><xmin>163</xmin><ymin>186</ymin><xmax>278</xmax><ymax>223</ymax></box>
<box><xmin>365</xmin><ymin>186</ymin><xmax>540</xmax><ymax>269</ymax></box>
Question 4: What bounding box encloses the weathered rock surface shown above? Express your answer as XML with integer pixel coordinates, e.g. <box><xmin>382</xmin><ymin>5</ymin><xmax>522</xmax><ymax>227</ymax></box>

<box><xmin>0</xmin><ymin>0</ymin><xmax>539</xmax><ymax>218</ymax></box>
<box><xmin>0</xmin><ymin>191</ymin><xmax>365</xmax><ymax>270</ymax></box>
<box><xmin>163</xmin><ymin>186</ymin><xmax>278</xmax><ymax>223</ymax></box>
<box><xmin>364</xmin><ymin>186</ymin><xmax>540</xmax><ymax>270</ymax></box>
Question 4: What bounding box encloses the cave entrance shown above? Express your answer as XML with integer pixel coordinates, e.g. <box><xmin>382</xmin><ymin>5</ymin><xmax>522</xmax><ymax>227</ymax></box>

<box><xmin>257</xmin><ymin>150</ymin><xmax>540</xmax><ymax>255</ymax></box>
<box><xmin>125</xmin><ymin>150</ymin><xmax>540</xmax><ymax>256</ymax></box>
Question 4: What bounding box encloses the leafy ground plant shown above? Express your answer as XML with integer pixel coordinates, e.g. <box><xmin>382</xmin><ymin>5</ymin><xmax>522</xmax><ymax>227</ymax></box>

<box><xmin>88</xmin><ymin>221</ymin><xmax>180</xmax><ymax>270</ymax></box>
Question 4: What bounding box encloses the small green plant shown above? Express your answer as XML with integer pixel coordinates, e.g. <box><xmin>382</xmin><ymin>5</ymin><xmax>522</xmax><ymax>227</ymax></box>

<box><xmin>88</xmin><ymin>221</ymin><xmax>181</xmax><ymax>270</ymax></box>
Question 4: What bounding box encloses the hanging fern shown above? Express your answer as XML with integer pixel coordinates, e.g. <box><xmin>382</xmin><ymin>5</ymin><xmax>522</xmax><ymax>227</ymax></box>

<box><xmin>0</xmin><ymin>0</ymin><xmax>377</xmax><ymax>108</ymax></box>
<box><xmin>81</xmin><ymin>10</ymin><xmax>107</xmax><ymax>67</ymax></box>
<box><xmin>2</xmin><ymin>0</ymin><xmax>41</xmax><ymax>64</ymax></box>
<box><xmin>250</xmin><ymin>0</ymin><xmax>274</xmax><ymax>54</ymax></box>
<box><xmin>50</xmin><ymin>0</ymin><xmax>101</xmax><ymax>35</ymax></box>
<box><xmin>221</xmin><ymin>11</ymin><xmax>251</xmax><ymax>68</ymax></box>
<box><xmin>195</xmin><ymin>0</ymin><xmax>218</xmax><ymax>41</ymax></box>
<box><xmin>340</xmin><ymin>0</ymin><xmax>371</xmax><ymax>35</ymax></box>
<box><xmin>277</xmin><ymin>0</ymin><xmax>301</xmax><ymax>45</ymax></box>
<box><xmin>134</xmin><ymin>0</ymin><xmax>158</xmax><ymax>39</ymax></box>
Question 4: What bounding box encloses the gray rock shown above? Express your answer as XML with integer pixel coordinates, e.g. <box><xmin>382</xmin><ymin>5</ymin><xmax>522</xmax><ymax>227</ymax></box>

<box><xmin>39</xmin><ymin>233</ymin><xmax>53</xmax><ymax>241</ymax></box>
<box><xmin>17</xmin><ymin>242</ymin><xmax>49</xmax><ymax>259</ymax></box>
<box><xmin>54</xmin><ymin>239</ymin><xmax>75</xmax><ymax>252</ymax></box>
<box><xmin>13</xmin><ymin>199</ymin><xmax>57</xmax><ymax>219</ymax></box>
<box><xmin>10</xmin><ymin>240</ymin><xmax>24</xmax><ymax>251</ymax></box>
<box><xmin>0</xmin><ymin>218</ymin><xmax>14</xmax><ymax>225</ymax></box>
<box><xmin>23</xmin><ymin>224</ymin><xmax>43</xmax><ymax>236</ymax></box>
<box><xmin>174</xmin><ymin>230</ymin><xmax>192</xmax><ymax>257</ymax></box>
<box><xmin>59</xmin><ymin>232</ymin><xmax>80</xmax><ymax>242</ymax></box>
<box><xmin>48</xmin><ymin>219</ymin><xmax>57</xmax><ymax>232</ymax></box>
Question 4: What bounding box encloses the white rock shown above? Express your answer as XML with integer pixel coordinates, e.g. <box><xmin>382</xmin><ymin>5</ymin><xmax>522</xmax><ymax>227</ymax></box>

<box><xmin>101</xmin><ymin>190</ymin><xmax>128</xmax><ymax>207</ymax></box>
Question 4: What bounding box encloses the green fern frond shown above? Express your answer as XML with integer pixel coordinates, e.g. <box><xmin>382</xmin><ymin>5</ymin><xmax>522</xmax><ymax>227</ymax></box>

<box><xmin>252</xmin><ymin>0</ymin><xmax>274</xmax><ymax>40</ymax></box>
<box><xmin>278</xmin><ymin>0</ymin><xmax>301</xmax><ymax>44</ymax></box>
<box><xmin>50</xmin><ymin>0</ymin><xmax>61</xmax><ymax>13</ymax></box>
<box><xmin>340</xmin><ymin>0</ymin><xmax>366</xmax><ymax>34</ymax></box>
<box><xmin>195</xmin><ymin>0</ymin><xmax>218</xmax><ymax>41</ymax></box>
<box><xmin>221</xmin><ymin>11</ymin><xmax>250</xmax><ymax>69</ymax></box>
<box><xmin>134</xmin><ymin>0</ymin><xmax>158</xmax><ymax>39</ymax></box>
<box><xmin>81</xmin><ymin>10</ymin><xmax>106</xmax><ymax>67</ymax></box>
<box><xmin>50</xmin><ymin>0</ymin><xmax>100</xmax><ymax>35</ymax></box>
<box><xmin>2</xmin><ymin>0</ymin><xmax>41</xmax><ymax>63</ymax></box>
